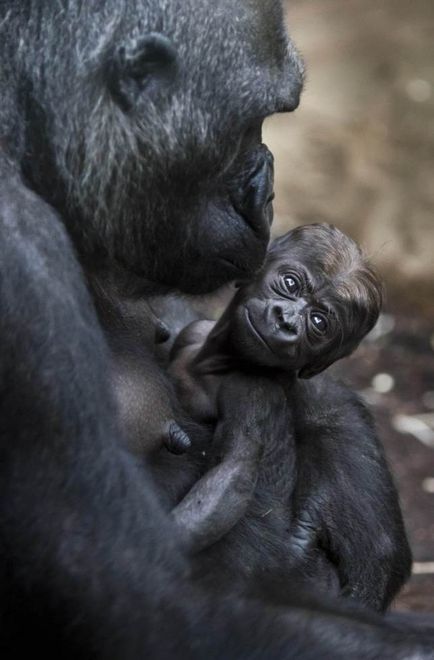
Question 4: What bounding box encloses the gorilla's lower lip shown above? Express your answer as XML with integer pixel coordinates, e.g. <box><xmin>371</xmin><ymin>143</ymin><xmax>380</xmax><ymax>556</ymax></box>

<box><xmin>219</xmin><ymin>257</ymin><xmax>250</xmax><ymax>276</ymax></box>
<box><xmin>244</xmin><ymin>307</ymin><xmax>274</xmax><ymax>355</ymax></box>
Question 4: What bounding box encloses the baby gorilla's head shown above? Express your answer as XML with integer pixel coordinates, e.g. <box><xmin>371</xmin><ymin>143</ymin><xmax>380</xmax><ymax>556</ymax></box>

<box><xmin>228</xmin><ymin>223</ymin><xmax>383</xmax><ymax>377</ymax></box>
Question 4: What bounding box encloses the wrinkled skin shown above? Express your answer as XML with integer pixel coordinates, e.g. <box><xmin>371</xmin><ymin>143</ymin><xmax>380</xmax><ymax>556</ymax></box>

<box><xmin>224</xmin><ymin>223</ymin><xmax>383</xmax><ymax>376</ymax></box>
<box><xmin>0</xmin><ymin>1</ymin><xmax>433</xmax><ymax>658</ymax></box>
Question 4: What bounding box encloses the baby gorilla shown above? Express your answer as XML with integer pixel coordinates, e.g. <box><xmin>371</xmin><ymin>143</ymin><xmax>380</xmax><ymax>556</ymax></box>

<box><xmin>169</xmin><ymin>223</ymin><xmax>411</xmax><ymax>611</ymax></box>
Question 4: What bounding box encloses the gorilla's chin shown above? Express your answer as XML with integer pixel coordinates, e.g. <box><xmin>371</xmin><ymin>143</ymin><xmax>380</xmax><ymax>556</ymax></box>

<box><xmin>174</xmin><ymin>256</ymin><xmax>261</xmax><ymax>295</ymax></box>
<box><xmin>136</xmin><ymin>200</ymin><xmax>271</xmax><ymax>294</ymax></box>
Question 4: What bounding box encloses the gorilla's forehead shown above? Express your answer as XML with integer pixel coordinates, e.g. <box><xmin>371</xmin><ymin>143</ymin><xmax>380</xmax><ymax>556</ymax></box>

<box><xmin>22</xmin><ymin>0</ymin><xmax>302</xmax><ymax>128</ymax></box>
<box><xmin>166</xmin><ymin>0</ymin><xmax>304</xmax><ymax>117</ymax></box>
<box><xmin>267</xmin><ymin>247</ymin><xmax>328</xmax><ymax>275</ymax></box>
<box><xmin>264</xmin><ymin>252</ymin><xmax>350</xmax><ymax>309</ymax></box>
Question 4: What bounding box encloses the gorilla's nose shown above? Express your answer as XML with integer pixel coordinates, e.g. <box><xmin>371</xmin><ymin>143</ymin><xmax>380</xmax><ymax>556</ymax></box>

<box><xmin>233</xmin><ymin>144</ymin><xmax>275</xmax><ymax>239</ymax></box>
<box><xmin>272</xmin><ymin>304</ymin><xmax>300</xmax><ymax>343</ymax></box>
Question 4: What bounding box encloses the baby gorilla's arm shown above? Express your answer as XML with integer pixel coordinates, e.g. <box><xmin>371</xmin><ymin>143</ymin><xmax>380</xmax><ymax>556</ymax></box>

<box><xmin>172</xmin><ymin>438</ymin><xmax>260</xmax><ymax>552</ymax></box>
<box><xmin>288</xmin><ymin>378</ymin><xmax>412</xmax><ymax>611</ymax></box>
<box><xmin>172</xmin><ymin>374</ymin><xmax>280</xmax><ymax>553</ymax></box>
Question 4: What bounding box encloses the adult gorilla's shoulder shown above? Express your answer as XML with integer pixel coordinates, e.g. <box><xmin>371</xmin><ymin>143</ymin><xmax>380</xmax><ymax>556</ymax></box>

<box><xmin>0</xmin><ymin>1</ymin><xmax>432</xmax><ymax>658</ymax></box>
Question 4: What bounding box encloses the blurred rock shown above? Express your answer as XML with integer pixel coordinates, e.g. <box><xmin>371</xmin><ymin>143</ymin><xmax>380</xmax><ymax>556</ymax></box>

<box><xmin>422</xmin><ymin>478</ymin><xmax>434</xmax><ymax>494</ymax></box>
<box><xmin>372</xmin><ymin>373</ymin><xmax>395</xmax><ymax>394</ymax></box>
<box><xmin>393</xmin><ymin>413</ymin><xmax>434</xmax><ymax>448</ymax></box>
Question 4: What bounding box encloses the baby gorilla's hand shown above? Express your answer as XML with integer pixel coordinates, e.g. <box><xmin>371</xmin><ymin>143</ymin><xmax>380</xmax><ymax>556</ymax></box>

<box><xmin>164</xmin><ymin>421</ymin><xmax>192</xmax><ymax>455</ymax></box>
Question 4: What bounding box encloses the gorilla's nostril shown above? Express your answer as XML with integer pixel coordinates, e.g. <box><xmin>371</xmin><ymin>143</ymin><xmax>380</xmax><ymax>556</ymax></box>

<box><xmin>273</xmin><ymin>305</ymin><xmax>284</xmax><ymax>323</ymax></box>
<box><xmin>282</xmin><ymin>321</ymin><xmax>298</xmax><ymax>336</ymax></box>
<box><xmin>273</xmin><ymin>305</ymin><xmax>299</xmax><ymax>337</ymax></box>
<box><xmin>232</xmin><ymin>150</ymin><xmax>274</xmax><ymax>238</ymax></box>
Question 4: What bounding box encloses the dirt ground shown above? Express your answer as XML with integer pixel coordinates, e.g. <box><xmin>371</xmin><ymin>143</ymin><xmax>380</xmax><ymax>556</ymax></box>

<box><xmin>332</xmin><ymin>308</ymin><xmax>434</xmax><ymax>612</ymax></box>
<box><xmin>265</xmin><ymin>1</ymin><xmax>434</xmax><ymax>612</ymax></box>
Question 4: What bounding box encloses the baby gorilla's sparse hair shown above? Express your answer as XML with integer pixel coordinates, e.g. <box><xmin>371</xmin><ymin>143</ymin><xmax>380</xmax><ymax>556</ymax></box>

<box><xmin>262</xmin><ymin>223</ymin><xmax>384</xmax><ymax>376</ymax></box>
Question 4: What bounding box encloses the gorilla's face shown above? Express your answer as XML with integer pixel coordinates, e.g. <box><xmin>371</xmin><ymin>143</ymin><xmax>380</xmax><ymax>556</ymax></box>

<box><xmin>152</xmin><ymin>142</ymin><xmax>276</xmax><ymax>294</ymax></box>
<box><xmin>23</xmin><ymin>0</ymin><xmax>303</xmax><ymax>294</ymax></box>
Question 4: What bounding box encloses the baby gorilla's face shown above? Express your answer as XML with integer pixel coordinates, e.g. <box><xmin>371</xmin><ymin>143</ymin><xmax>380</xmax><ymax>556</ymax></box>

<box><xmin>229</xmin><ymin>254</ymin><xmax>343</xmax><ymax>375</ymax></box>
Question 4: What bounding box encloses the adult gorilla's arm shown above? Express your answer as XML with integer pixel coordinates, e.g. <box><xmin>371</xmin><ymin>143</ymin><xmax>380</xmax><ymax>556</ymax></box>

<box><xmin>0</xmin><ymin>157</ymin><xmax>188</xmax><ymax>655</ymax></box>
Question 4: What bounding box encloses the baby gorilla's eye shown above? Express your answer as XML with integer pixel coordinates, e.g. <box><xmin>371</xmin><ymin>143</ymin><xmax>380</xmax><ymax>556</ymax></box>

<box><xmin>282</xmin><ymin>274</ymin><xmax>300</xmax><ymax>296</ymax></box>
<box><xmin>311</xmin><ymin>312</ymin><xmax>328</xmax><ymax>335</ymax></box>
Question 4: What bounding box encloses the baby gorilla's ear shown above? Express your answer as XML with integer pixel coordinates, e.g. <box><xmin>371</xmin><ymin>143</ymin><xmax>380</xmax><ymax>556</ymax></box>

<box><xmin>107</xmin><ymin>33</ymin><xmax>178</xmax><ymax>111</ymax></box>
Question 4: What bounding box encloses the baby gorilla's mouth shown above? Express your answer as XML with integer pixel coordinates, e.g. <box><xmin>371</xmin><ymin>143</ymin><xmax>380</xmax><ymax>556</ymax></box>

<box><xmin>244</xmin><ymin>306</ymin><xmax>274</xmax><ymax>355</ymax></box>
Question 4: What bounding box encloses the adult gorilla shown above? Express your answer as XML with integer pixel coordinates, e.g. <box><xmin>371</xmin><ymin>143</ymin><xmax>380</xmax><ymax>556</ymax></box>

<box><xmin>0</xmin><ymin>1</ymin><xmax>432</xmax><ymax>658</ymax></box>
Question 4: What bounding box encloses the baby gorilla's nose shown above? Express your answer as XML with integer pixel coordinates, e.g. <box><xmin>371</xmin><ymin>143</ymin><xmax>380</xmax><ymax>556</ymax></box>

<box><xmin>272</xmin><ymin>304</ymin><xmax>300</xmax><ymax>343</ymax></box>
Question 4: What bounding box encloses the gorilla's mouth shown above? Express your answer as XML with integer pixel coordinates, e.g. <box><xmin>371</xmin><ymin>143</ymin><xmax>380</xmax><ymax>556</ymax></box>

<box><xmin>244</xmin><ymin>307</ymin><xmax>274</xmax><ymax>355</ymax></box>
<box><xmin>218</xmin><ymin>256</ymin><xmax>252</xmax><ymax>276</ymax></box>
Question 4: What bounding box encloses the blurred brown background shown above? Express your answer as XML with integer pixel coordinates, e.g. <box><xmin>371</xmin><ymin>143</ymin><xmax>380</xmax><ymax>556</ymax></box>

<box><xmin>264</xmin><ymin>0</ymin><xmax>434</xmax><ymax>611</ymax></box>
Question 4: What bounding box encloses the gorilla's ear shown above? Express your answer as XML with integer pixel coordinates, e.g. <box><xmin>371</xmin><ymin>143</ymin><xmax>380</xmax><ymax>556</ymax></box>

<box><xmin>107</xmin><ymin>33</ymin><xmax>178</xmax><ymax>112</ymax></box>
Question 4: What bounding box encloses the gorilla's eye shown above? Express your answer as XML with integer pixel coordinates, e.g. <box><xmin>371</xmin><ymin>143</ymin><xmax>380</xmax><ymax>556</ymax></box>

<box><xmin>282</xmin><ymin>274</ymin><xmax>300</xmax><ymax>296</ymax></box>
<box><xmin>311</xmin><ymin>312</ymin><xmax>328</xmax><ymax>335</ymax></box>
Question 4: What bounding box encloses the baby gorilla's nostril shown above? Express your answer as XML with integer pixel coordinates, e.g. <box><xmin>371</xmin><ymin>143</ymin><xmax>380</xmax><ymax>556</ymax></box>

<box><xmin>273</xmin><ymin>305</ymin><xmax>299</xmax><ymax>339</ymax></box>
<box><xmin>273</xmin><ymin>304</ymin><xmax>284</xmax><ymax>324</ymax></box>
<box><xmin>281</xmin><ymin>320</ymin><xmax>298</xmax><ymax>336</ymax></box>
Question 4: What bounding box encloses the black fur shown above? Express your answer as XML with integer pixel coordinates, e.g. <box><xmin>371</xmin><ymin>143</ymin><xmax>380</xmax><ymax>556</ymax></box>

<box><xmin>170</xmin><ymin>345</ymin><xmax>411</xmax><ymax>611</ymax></box>
<box><xmin>168</xmin><ymin>225</ymin><xmax>407</xmax><ymax>612</ymax></box>
<box><xmin>0</xmin><ymin>1</ymin><xmax>433</xmax><ymax>658</ymax></box>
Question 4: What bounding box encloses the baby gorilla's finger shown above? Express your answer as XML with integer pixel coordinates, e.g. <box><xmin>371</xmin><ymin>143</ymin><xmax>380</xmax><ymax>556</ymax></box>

<box><xmin>164</xmin><ymin>421</ymin><xmax>192</xmax><ymax>455</ymax></box>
